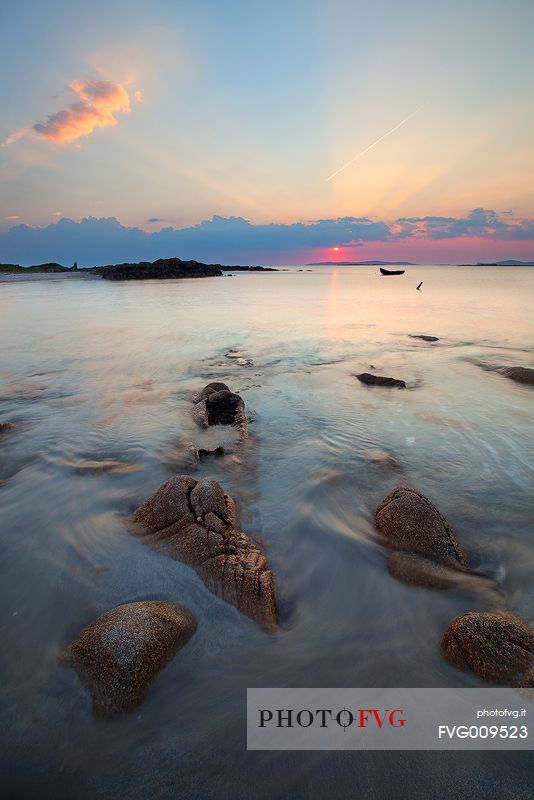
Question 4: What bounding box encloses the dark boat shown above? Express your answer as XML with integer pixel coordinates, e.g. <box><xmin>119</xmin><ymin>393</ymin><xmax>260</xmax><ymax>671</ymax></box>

<box><xmin>380</xmin><ymin>267</ymin><xmax>405</xmax><ymax>275</ymax></box>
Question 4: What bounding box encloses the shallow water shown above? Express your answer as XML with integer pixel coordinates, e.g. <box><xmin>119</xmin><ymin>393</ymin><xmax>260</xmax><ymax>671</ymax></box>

<box><xmin>1</xmin><ymin>265</ymin><xmax>533</xmax><ymax>799</ymax></box>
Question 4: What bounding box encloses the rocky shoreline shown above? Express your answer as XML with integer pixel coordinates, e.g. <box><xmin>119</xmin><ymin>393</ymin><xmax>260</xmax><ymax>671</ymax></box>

<box><xmin>1</xmin><ymin>257</ymin><xmax>277</xmax><ymax>281</ymax></box>
<box><xmin>2</xmin><ymin>326</ymin><xmax>534</xmax><ymax>718</ymax></box>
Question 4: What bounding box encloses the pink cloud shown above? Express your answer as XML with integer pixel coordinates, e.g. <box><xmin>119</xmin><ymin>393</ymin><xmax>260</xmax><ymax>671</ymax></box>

<box><xmin>33</xmin><ymin>80</ymin><xmax>131</xmax><ymax>143</ymax></box>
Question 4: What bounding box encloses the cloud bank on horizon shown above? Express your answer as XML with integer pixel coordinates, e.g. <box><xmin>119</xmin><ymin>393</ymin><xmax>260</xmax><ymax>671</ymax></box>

<box><xmin>1</xmin><ymin>208</ymin><xmax>533</xmax><ymax>267</ymax></box>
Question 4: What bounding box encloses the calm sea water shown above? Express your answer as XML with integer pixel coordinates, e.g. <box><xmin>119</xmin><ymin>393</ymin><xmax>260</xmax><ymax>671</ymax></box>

<box><xmin>1</xmin><ymin>265</ymin><xmax>533</xmax><ymax>799</ymax></box>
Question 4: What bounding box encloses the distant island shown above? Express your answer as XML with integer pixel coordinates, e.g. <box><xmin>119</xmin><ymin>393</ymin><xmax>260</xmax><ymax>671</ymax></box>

<box><xmin>458</xmin><ymin>259</ymin><xmax>534</xmax><ymax>266</ymax></box>
<box><xmin>305</xmin><ymin>260</ymin><xmax>416</xmax><ymax>266</ymax></box>
<box><xmin>0</xmin><ymin>258</ymin><xmax>278</xmax><ymax>280</ymax></box>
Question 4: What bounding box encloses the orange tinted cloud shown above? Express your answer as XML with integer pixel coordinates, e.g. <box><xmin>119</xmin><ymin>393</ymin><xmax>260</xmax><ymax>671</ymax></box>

<box><xmin>33</xmin><ymin>80</ymin><xmax>131</xmax><ymax>143</ymax></box>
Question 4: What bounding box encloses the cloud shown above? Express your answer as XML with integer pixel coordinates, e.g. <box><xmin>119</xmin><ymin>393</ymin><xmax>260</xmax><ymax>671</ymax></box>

<box><xmin>33</xmin><ymin>80</ymin><xmax>131</xmax><ymax>143</ymax></box>
<box><xmin>394</xmin><ymin>208</ymin><xmax>534</xmax><ymax>241</ymax></box>
<box><xmin>146</xmin><ymin>217</ymin><xmax>163</xmax><ymax>223</ymax></box>
<box><xmin>134</xmin><ymin>90</ymin><xmax>144</xmax><ymax>103</ymax></box>
<box><xmin>2</xmin><ymin>128</ymin><xmax>30</xmax><ymax>147</ymax></box>
<box><xmin>1</xmin><ymin>209</ymin><xmax>533</xmax><ymax>266</ymax></box>
<box><xmin>5</xmin><ymin>215</ymin><xmax>21</xmax><ymax>221</ymax></box>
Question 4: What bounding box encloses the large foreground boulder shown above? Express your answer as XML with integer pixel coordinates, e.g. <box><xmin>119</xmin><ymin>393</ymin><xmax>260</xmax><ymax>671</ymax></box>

<box><xmin>498</xmin><ymin>366</ymin><xmax>534</xmax><ymax>385</ymax></box>
<box><xmin>375</xmin><ymin>486</ymin><xmax>469</xmax><ymax>588</ymax></box>
<box><xmin>132</xmin><ymin>476</ymin><xmax>277</xmax><ymax>632</ymax></box>
<box><xmin>441</xmin><ymin>611</ymin><xmax>534</xmax><ymax>685</ymax></box>
<box><xmin>191</xmin><ymin>382</ymin><xmax>247</xmax><ymax>430</ymax></box>
<box><xmin>61</xmin><ymin>601</ymin><xmax>197</xmax><ymax>718</ymax></box>
<box><xmin>355</xmin><ymin>373</ymin><xmax>406</xmax><ymax>389</ymax></box>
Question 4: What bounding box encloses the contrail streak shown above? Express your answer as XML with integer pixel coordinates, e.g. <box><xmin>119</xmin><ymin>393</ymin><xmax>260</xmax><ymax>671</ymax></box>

<box><xmin>326</xmin><ymin>105</ymin><xmax>423</xmax><ymax>181</ymax></box>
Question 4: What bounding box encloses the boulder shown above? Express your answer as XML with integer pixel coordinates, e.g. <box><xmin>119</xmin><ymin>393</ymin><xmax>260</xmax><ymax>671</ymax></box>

<box><xmin>61</xmin><ymin>601</ymin><xmax>196</xmax><ymax>718</ymax></box>
<box><xmin>375</xmin><ymin>486</ymin><xmax>469</xmax><ymax>588</ymax></box>
<box><xmin>498</xmin><ymin>366</ymin><xmax>534</xmax><ymax>385</ymax></box>
<box><xmin>441</xmin><ymin>611</ymin><xmax>534</xmax><ymax>684</ymax></box>
<box><xmin>355</xmin><ymin>373</ymin><xmax>406</xmax><ymax>389</ymax></box>
<box><xmin>191</xmin><ymin>382</ymin><xmax>247</xmax><ymax>430</ymax></box>
<box><xmin>132</xmin><ymin>477</ymin><xmax>277</xmax><ymax>632</ymax></box>
<box><xmin>409</xmin><ymin>334</ymin><xmax>439</xmax><ymax>342</ymax></box>
<box><xmin>0</xmin><ymin>421</ymin><xmax>16</xmax><ymax>435</ymax></box>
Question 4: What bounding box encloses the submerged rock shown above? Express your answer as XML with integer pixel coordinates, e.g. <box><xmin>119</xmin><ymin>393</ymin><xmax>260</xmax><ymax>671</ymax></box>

<box><xmin>498</xmin><ymin>366</ymin><xmax>534</xmax><ymax>385</ymax></box>
<box><xmin>132</xmin><ymin>476</ymin><xmax>277</xmax><ymax>632</ymax></box>
<box><xmin>375</xmin><ymin>486</ymin><xmax>469</xmax><ymax>588</ymax></box>
<box><xmin>0</xmin><ymin>421</ymin><xmax>16</xmax><ymax>435</ymax></box>
<box><xmin>387</xmin><ymin>552</ymin><xmax>458</xmax><ymax>590</ymax></box>
<box><xmin>364</xmin><ymin>449</ymin><xmax>402</xmax><ymax>471</ymax></box>
<box><xmin>61</xmin><ymin>601</ymin><xmax>196</xmax><ymax>718</ymax></box>
<box><xmin>409</xmin><ymin>334</ymin><xmax>439</xmax><ymax>342</ymax></box>
<box><xmin>64</xmin><ymin>458</ymin><xmax>139</xmax><ymax>475</ymax></box>
<box><xmin>355</xmin><ymin>373</ymin><xmax>406</xmax><ymax>389</ymax></box>
<box><xmin>191</xmin><ymin>382</ymin><xmax>247</xmax><ymax>431</ymax></box>
<box><xmin>441</xmin><ymin>611</ymin><xmax>534</xmax><ymax>685</ymax></box>
<box><xmin>225</xmin><ymin>350</ymin><xmax>253</xmax><ymax>367</ymax></box>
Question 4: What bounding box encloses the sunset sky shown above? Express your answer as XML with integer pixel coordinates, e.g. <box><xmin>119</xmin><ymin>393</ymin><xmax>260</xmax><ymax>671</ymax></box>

<box><xmin>1</xmin><ymin>0</ymin><xmax>533</xmax><ymax>265</ymax></box>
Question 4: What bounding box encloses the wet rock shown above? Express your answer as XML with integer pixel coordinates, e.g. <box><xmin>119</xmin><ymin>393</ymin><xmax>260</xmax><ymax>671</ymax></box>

<box><xmin>132</xmin><ymin>476</ymin><xmax>277</xmax><ymax>632</ymax></box>
<box><xmin>226</xmin><ymin>350</ymin><xmax>254</xmax><ymax>367</ymax></box>
<box><xmin>61</xmin><ymin>601</ymin><xmax>196</xmax><ymax>718</ymax></box>
<box><xmin>0</xmin><ymin>421</ymin><xmax>16</xmax><ymax>435</ymax></box>
<box><xmin>375</xmin><ymin>486</ymin><xmax>469</xmax><ymax>587</ymax></box>
<box><xmin>198</xmin><ymin>446</ymin><xmax>225</xmax><ymax>458</ymax></box>
<box><xmin>409</xmin><ymin>334</ymin><xmax>439</xmax><ymax>342</ymax></box>
<box><xmin>355</xmin><ymin>373</ymin><xmax>406</xmax><ymax>389</ymax></box>
<box><xmin>441</xmin><ymin>611</ymin><xmax>534</xmax><ymax>684</ymax></box>
<box><xmin>191</xmin><ymin>383</ymin><xmax>247</xmax><ymax>431</ymax></box>
<box><xmin>498</xmin><ymin>366</ymin><xmax>534</xmax><ymax>385</ymax></box>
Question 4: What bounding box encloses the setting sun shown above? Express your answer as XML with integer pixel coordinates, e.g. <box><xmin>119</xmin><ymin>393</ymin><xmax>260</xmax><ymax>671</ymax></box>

<box><xmin>332</xmin><ymin>246</ymin><xmax>339</xmax><ymax>251</ymax></box>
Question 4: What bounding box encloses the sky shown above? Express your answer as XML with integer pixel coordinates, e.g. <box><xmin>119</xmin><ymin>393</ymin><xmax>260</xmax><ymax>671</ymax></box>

<box><xmin>1</xmin><ymin>0</ymin><xmax>533</xmax><ymax>265</ymax></box>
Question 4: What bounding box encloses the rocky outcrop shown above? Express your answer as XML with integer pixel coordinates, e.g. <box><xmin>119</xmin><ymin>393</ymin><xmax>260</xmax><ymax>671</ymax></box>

<box><xmin>375</xmin><ymin>486</ymin><xmax>469</xmax><ymax>587</ymax></box>
<box><xmin>191</xmin><ymin>382</ymin><xmax>247</xmax><ymax>431</ymax></box>
<box><xmin>355</xmin><ymin>373</ymin><xmax>406</xmax><ymax>389</ymax></box>
<box><xmin>95</xmin><ymin>258</ymin><xmax>223</xmax><ymax>281</ymax></box>
<box><xmin>441</xmin><ymin>611</ymin><xmax>534</xmax><ymax>685</ymax></box>
<box><xmin>132</xmin><ymin>476</ymin><xmax>277</xmax><ymax>632</ymax></box>
<box><xmin>409</xmin><ymin>334</ymin><xmax>439</xmax><ymax>342</ymax></box>
<box><xmin>498</xmin><ymin>366</ymin><xmax>534</xmax><ymax>385</ymax></box>
<box><xmin>61</xmin><ymin>601</ymin><xmax>196</xmax><ymax>718</ymax></box>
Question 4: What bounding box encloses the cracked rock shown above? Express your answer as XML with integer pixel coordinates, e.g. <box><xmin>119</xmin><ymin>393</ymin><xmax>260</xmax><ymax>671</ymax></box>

<box><xmin>132</xmin><ymin>476</ymin><xmax>277</xmax><ymax>632</ymax></box>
